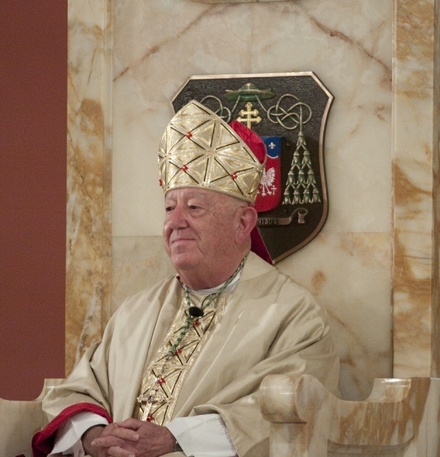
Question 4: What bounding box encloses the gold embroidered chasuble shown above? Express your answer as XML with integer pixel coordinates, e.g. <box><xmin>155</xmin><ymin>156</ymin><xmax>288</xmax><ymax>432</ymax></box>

<box><xmin>134</xmin><ymin>292</ymin><xmax>227</xmax><ymax>424</ymax></box>
<box><xmin>42</xmin><ymin>252</ymin><xmax>340</xmax><ymax>457</ymax></box>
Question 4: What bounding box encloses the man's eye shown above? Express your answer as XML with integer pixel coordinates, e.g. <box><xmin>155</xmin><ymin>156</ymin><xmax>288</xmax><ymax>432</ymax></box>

<box><xmin>165</xmin><ymin>206</ymin><xmax>174</xmax><ymax>213</ymax></box>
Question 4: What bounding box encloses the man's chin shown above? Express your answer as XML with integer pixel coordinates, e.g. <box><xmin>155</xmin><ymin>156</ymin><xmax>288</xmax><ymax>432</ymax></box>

<box><xmin>170</xmin><ymin>252</ymin><xmax>198</xmax><ymax>272</ymax></box>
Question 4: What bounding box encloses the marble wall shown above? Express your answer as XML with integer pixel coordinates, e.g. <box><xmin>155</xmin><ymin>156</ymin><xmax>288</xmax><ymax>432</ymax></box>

<box><xmin>67</xmin><ymin>0</ymin><xmax>112</xmax><ymax>369</ymax></box>
<box><xmin>67</xmin><ymin>0</ymin><xmax>439</xmax><ymax>400</ymax></box>
<box><xmin>392</xmin><ymin>0</ymin><xmax>438</xmax><ymax>381</ymax></box>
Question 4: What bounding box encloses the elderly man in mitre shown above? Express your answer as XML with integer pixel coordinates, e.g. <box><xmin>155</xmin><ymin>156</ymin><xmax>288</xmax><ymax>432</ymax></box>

<box><xmin>33</xmin><ymin>101</ymin><xmax>339</xmax><ymax>457</ymax></box>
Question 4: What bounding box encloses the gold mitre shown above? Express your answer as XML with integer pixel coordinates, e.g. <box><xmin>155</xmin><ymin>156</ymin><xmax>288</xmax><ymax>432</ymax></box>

<box><xmin>158</xmin><ymin>100</ymin><xmax>266</xmax><ymax>203</ymax></box>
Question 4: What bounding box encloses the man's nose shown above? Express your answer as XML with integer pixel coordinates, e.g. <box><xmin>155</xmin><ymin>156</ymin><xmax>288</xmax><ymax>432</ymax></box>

<box><xmin>167</xmin><ymin>205</ymin><xmax>188</xmax><ymax>229</ymax></box>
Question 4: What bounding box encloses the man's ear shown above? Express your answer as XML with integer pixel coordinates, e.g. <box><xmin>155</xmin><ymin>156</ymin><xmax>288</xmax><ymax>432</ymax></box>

<box><xmin>236</xmin><ymin>206</ymin><xmax>258</xmax><ymax>243</ymax></box>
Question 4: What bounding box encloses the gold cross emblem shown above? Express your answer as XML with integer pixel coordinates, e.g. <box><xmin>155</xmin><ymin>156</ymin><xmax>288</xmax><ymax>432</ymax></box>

<box><xmin>237</xmin><ymin>102</ymin><xmax>261</xmax><ymax>129</ymax></box>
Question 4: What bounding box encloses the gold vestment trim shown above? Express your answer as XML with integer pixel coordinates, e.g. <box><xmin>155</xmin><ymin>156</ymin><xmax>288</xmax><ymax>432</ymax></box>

<box><xmin>134</xmin><ymin>293</ymin><xmax>227</xmax><ymax>425</ymax></box>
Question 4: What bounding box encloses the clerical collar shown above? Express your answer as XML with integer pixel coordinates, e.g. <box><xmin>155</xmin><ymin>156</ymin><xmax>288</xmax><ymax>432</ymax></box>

<box><xmin>179</xmin><ymin>255</ymin><xmax>247</xmax><ymax>296</ymax></box>
<box><xmin>192</xmin><ymin>271</ymin><xmax>242</xmax><ymax>296</ymax></box>
<box><xmin>180</xmin><ymin>254</ymin><xmax>248</xmax><ymax>322</ymax></box>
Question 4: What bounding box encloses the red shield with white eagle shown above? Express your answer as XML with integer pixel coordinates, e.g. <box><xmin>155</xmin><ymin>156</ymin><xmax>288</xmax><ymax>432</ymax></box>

<box><xmin>254</xmin><ymin>137</ymin><xmax>282</xmax><ymax>213</ymax></box>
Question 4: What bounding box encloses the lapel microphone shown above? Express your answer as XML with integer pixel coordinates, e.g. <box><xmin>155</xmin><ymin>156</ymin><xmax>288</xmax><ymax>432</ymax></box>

<box><xmin>188</xmin><ymin>306</ymin><xmax>204</xmax><ymax>318</ymax></box>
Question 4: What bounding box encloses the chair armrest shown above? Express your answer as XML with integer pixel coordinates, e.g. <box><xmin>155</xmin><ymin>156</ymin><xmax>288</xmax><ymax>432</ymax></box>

<box><xmin>0</xmin><ymin>378</ymin><xmax>64</xmax><ymax>457</ymax></box>
<box><xmin>259</xmin><ymin>374</ymin><xmax>440</xmax><ymax>456</ymax></box>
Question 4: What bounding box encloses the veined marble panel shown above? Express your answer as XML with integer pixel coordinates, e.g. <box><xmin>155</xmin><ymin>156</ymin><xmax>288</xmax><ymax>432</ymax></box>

<box><xmin>192</xmin><ymin>1</ymin><xmax>290</xmax><ymax>3</ymax></box>
<box><xmin>66</xmin><ymin>0</ymin><xmax>112</xmax><ymax>373</ymax></box>
<box><xmin>111</xmin><ymin>236</ymin><xmax>174</xmax><ymax>315</ymax></box>
<box><xmin>111</xmin><ymin>0</ymin><xmax>393</xmax><ymax>238</ymax></box>
<box><xmin>433</xmin><ymin>0</ymin><xmax>440</xmax><ymax>376</ymax></box>
<box><xmin>110</xmin><ymin>0</ymin><xmax>393</xmax><ymax>399</ymax></box>
<box><xmin>66</xmin><ymin>0</ymin><xmax>439</xmax><ymax>399</ymax></box>
<box><xmin>392</xmin><ymin>0</ymin><xmax>438</xmax><ymax>377</ymax></box>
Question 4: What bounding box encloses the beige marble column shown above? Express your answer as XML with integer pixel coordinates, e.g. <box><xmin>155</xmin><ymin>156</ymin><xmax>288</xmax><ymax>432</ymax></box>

<box><xmin>392</xmin><ymin>0</ymin><xmax>439</xmax><ymax>378</ymax></box>
<box><xmin>66</xmin><ymin>0</ymin><xmax>113</xmax><ymax>373</ymax></box>
<box><xmin>432</xmin><ymin>0</ymin><xmax>440</xmax><ymax>377</ymax></box>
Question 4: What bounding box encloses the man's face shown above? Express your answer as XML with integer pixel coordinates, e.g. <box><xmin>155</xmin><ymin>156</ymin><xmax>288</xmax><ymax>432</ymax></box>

<box><xmin>163</xmin><ymin>188</ymin><xmax>245</xmax><ymax>286</ymax></box>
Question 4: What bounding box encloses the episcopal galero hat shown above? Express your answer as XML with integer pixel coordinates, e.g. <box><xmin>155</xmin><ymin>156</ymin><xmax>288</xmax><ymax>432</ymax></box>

<box><xmin>158</xmin><ymin>100</ymin><xmax>266</xmax><ymax>204</ymax></box>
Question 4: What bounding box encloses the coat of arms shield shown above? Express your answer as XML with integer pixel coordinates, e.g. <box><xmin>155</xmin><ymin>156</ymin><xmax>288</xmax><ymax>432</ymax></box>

<box><xmin>172</xmin><ymin>72</ymin><xmax>333</xmax><ymax>264</ymax></box>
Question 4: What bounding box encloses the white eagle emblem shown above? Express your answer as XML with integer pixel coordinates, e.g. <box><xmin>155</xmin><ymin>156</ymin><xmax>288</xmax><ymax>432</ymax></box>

<box><xmin>259</xmin><ymin>167</ymin><xmax>277</xmax><ymax>196</ymax></box>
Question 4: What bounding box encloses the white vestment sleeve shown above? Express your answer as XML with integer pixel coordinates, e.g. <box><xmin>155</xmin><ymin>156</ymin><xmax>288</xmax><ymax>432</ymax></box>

<box><xmin>166</xmin><ymin>414</ymin><xmax>237</xmax><ymax>457</ymax></box>
<box><xmin>48</xmin><ymin>412</ymin><xmax>109</xmax><ymax>457</ymax></box>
